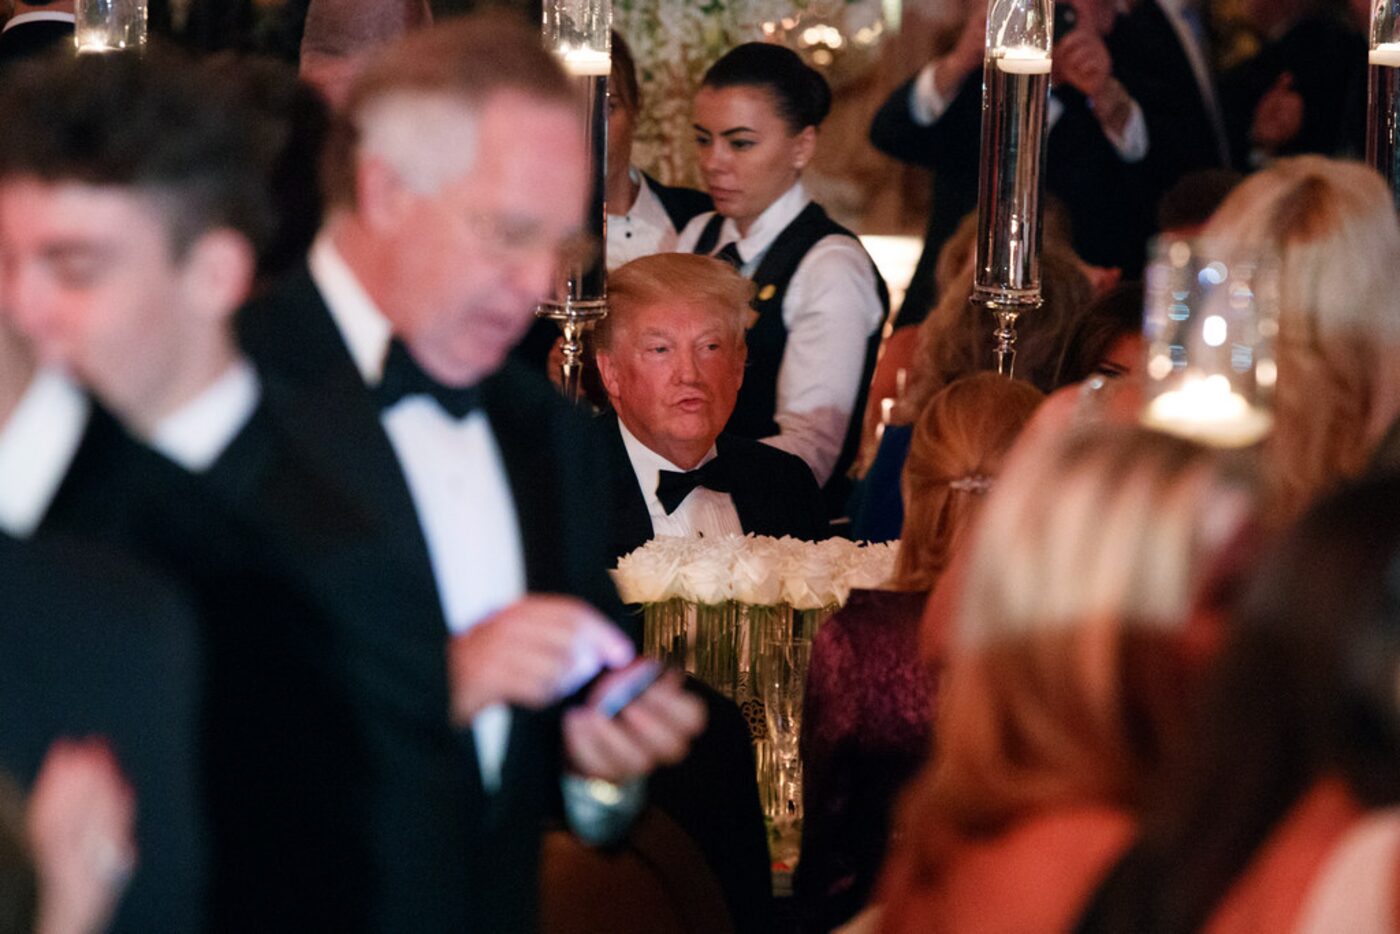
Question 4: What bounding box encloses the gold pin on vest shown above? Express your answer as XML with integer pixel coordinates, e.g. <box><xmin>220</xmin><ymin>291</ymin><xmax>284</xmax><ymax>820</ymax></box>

<box><xmin>757</xmin><ymin>284</ymin><xmax>776</xmax><ymax>302</ymax></box>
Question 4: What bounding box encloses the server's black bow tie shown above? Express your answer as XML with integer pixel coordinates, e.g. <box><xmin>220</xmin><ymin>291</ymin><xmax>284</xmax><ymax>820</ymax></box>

<box><xmin>713</xmin><ymin>241</ymin><xmax>744</xmax><ymax>270</ymax></box>
<box><xmin>656</xmin><ymin>457</ymin><xmax>732</xmax><ymax>514</ymax></box>
<box><xmin>376</xmin><ymin>340</ymin><xmax>481</xmax><ymax>418</ymax></box>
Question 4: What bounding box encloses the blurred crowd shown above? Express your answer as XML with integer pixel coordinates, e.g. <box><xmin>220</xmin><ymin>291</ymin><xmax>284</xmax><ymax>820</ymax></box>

<box><xmin>1</xmin><ymin>0</ymin><xmax>1399</xmax><ymax>933</ymax></box>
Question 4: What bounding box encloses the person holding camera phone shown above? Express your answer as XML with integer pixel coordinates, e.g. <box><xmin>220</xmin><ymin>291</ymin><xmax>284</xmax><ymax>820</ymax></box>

<box><xmin>869</xmin><ymin>0</ymin><xmax>1156</xmax><ymax>319</ymax></box>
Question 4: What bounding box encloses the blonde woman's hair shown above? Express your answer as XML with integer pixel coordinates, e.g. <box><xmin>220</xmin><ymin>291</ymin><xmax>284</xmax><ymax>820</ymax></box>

<box><xmin>890</xmin><ymin>373</ymin><xmax>1043</xmax><ymax>591</ymax></box>
<box><xmin>1204</xmin><ymin>155</ymin><xmax>1400</xmax><ymax>519</ymax></box>
<box><xmin>885</xmin><ymin>426</ymin><xmax>1255</xmax><ymax>890</ymax></box>
<box><xmin>593</xmin><ymin>252</ymin><xmax>756</xmax><ymax>352</ymax></box>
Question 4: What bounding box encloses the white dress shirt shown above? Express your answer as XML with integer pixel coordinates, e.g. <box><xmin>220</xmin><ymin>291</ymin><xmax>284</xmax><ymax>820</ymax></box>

<box><xmin>677</xmin><ymin>182</ymin><xmax>883</xmax><ymax>486</ymax></box>
<box><xmin>606</xmin><ymin>168</ymin><xmax>679</xmax><ymax>270</ymax></box>
<box><xmin>910</xmin><ymin>58</ymin><xmax>1149</xmax><ymax>162</ymax></box>
<box><xmin>617</xmin><ymin>420</ymin><xmax>742</xmax><ymax>540</ymax></box>
<box><xmin>150</xmin><ymin>361</ymin><xmax>260</xmax><ymax>472</ymax></box>
<box><xmin>2</xmin><ymin>10</ymin><xmax>76</xmax><ymax>33</ymax></box>
<box><xmin>310</xmin><ymin>232</ymin><xmax>523</xmax><ymax>792</ymax></box>
<box><xmin>0</xmin><ymin>367</ymin><xmax>89</xmax><ymax>538</ymax></box>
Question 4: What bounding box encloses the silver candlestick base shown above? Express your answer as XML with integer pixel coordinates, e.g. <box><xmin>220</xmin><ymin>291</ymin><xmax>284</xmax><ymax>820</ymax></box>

<box><xmin>972</xmin><ymin>293</ymin><xmax>1041</xmax><ymax>378</ymax></box>
<box><xmin>536</xmin><ymin>296</ymin><xmax>607</xmax><ymax>404</ymax></box>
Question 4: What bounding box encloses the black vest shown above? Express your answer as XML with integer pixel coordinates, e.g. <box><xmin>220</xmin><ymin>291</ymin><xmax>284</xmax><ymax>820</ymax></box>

<box><xmin>694</xmin><ymin>202</ymin><xmax>889</xmax><ymax>510</ymax></box>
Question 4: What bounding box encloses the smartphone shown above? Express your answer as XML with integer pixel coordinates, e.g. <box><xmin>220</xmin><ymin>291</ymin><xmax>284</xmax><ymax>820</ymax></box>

<box><xmin>593</xmin><ymin>659</ymin><xmax>665</xmax><ymax>718</ymax></box>
<box><xmin>1053</xmin><ymin>4</ymin><xmax>1078</xmax><ymax>41</ymax></box>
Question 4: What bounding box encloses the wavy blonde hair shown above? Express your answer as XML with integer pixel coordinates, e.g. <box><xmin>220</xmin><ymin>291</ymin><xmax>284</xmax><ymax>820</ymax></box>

<box><xmin>890</xmin><ymin>373</ymin><xmax>1043</xmax><ymax>591</ymax></box>
<box><xmin>1204</xmin><ymin>155</ymin><xmax>1400</xmax><ymax>519</ymax></box>
<box><xmin>881</xmin><ymin>426</ymin><xmax>1255</xmax><ymax>899</ymax></box>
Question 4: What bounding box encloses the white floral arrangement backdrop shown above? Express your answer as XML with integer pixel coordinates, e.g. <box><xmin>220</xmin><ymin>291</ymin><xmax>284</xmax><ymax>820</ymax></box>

<box><xmin>615</xmin><ymin>0</ymin><xmax>888</xmax><ymax>187</ymax></box>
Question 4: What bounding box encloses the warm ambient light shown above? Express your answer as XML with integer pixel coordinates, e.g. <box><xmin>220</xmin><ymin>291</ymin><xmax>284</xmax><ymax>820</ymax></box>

<box><xmin>994</xmin><ymin>45</ymin><xmax>1052</xmax><ymax>74</ymax></box>
<box><xmin>1142</xmin><ymin>374</ymin><xmax>1273</xmax><ymax>448</ymax></box>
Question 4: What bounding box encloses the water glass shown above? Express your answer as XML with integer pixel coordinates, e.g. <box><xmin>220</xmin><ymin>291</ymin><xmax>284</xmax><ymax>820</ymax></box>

<box><xmin>75</xmin><ymin>0</ymin><xmax>147</xmax><ymax>53</ymax></box>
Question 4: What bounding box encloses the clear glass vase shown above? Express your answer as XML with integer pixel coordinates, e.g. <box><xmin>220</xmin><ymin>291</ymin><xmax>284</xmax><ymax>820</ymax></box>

<box><xmin>642</xmin><ymin>598</ymin><xmax>689</xmax><ymax>670</ymax></box>
<box><xmin>693</xmin><ymin>601</ymin><xmax>743</xmax><ymax>699</ymax></box>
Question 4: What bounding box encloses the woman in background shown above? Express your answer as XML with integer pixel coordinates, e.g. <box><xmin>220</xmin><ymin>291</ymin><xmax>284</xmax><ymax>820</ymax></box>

<box><xmin>1077</xmin><ymin>473</ymin><xmax>1400</xmax><ymax>933</ymax></box>
<box><xmin>604</xmin><ymin>31</ymin><xmax>712</xmax><ymax>269</ymax></box>
<box><xmin>850</xmin><ymin>247</ymin><xmax>1093</xmax><ymax>542</ymax></box>
<box><xmin>796</xmin><ymin>373</ymin><xmax>1043</xmax><ymax>932</ymax></box>
<box><xmin>680</xmin><ymin>42</ymin><xmax>888</xmax><ymax>507</ymax></box>
<box><xmin>875</xmin><ymin>426</ymin><xmax>1256</xmax><ymax>933</ymax></box>
<box><xmin>1202</xmin><ymin>155</ymin><xmax>1400</xmax><ymax>520</ymax></box>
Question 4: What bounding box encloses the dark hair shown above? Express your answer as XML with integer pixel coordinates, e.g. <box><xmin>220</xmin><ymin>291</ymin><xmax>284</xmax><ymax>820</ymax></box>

<box><xmin>1156</xmin><ymin>168</ymin><xmax>1244</xmax><ymax>233</ymax></box>
<box><xmin>701</xmin><ymin>42</ymin><xmax>831</xmax><ymax>132</ymax></box>
<box><xmin>610</xmin><ymin>30</ymin><xmax>641</xmax><ymax>115</ymax></box>
<box><xmin>1058</xmin><ymin>280</ymin><xmax>1143</xmax><ymax>384</ymax></box>
<box><xmin>1077</xmin><ymin>473</ymin><xmax>1400</xmax><ymax>934</ymax></box>
<box><xmin>207</xmin><ymin>53</ymin><xmax>330</xmax><ymax>281</ymax></box>
<box><xmin>0</xmin><ymin>47</ymin><xmax>280</xmax><ymax>257</ymax></box>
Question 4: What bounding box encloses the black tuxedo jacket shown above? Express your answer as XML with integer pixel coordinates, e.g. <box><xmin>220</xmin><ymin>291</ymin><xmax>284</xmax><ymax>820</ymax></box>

<box><xmin>871</xmin><ymin>66</ymin><xmax>1152</xmax><ymax>302</ymax></box>
<box><xmin>231</xmin><ymin>263</ymin><xmax>630</xmax><ymax>933</ymax></box>
<box><xmin>0</xmin><ymin>530</ymin><xmax>204</xmax><ymax>934</ymax></box>
<box><xmin>602</xmin><ymin>412</ymin><xmax>828</xmax><ymax>561</ymax></box>
<box><xmin>1111</xmin><ymin>0</ymin><xmax>1234</xmax><ymax>200</ymax></box>
<box><xmin>0</xmin><ymin>18</ymin><xmax>73</xmax><ymax>71</ymax></box>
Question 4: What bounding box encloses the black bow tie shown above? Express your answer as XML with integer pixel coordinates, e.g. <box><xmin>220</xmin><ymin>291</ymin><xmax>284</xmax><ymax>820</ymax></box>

<box><xmin>656</xmin><ymin>457</ymin><xmax>731</xmax><ymax>514</ymax></box>
<box><xmin>713</xmin><ymin>241</ymin><xmax>744</xmax><ymax>270</ymax></box>
<box><xmin>375</xmin><ymin>339</ymin><xmax>481</xmax><ymax>419</ymax></box>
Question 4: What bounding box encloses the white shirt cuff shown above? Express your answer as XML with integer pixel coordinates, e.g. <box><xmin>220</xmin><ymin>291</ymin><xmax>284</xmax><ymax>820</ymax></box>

<box><xmin>910</xmin><ymin>63</ymin><xmax>951</xmax><ymax>126</ymax></box>
<box><xmin>148</xmin><ymin>360</ymin><xmax>261</xmax><ymax>473</ymax></box>
<box><xmin>1102</xmin><ymin>101</ymin><xmax>1149</xmax><ymax>162</ymax></box>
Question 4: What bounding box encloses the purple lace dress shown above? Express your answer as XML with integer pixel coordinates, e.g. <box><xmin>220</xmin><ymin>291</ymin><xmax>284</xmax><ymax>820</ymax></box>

<box><xmin>794</xmin><ymin>588</ymin><xmax>936</xmax><ymax>932</ymax></box>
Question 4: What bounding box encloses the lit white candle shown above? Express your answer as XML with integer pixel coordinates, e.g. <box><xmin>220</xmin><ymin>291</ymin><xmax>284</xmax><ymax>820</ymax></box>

<box><xmin>1371</xmin><ymin>42</ymin><xmax>1400</xmax><ymax>66</ymax></box>
<box><xmin>994</xmin><ymin>46</ymin><xmax>1052</xmax><ymax>74</ymax></box>
<box><xmin>1142</xmin><ymin>374</ymin><xmax>1273</xmax><ymax>448</ymax></box>
<box><xmin>559</xmin><ymin>47</ymin><xmax>611</xmax><ymax>76</ymax></box>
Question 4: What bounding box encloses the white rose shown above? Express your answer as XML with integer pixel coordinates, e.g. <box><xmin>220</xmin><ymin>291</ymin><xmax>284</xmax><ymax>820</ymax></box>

<box><xmin>730</xmin><ymin>534</ymin><xmax>785</xmax><ymax>606</ymax></box>
<box><xmin>677</xmin><ymin>535</ymin><xmax>740</xmax><ymax>605</ymax></box>
<box><xmin>612</xmin><ymin>537</ymin><xmax>689</xmax><ymax>604</ymax></box>
<box><xmin>779</xmin><ymin>540</ymin><xmax>842</xmax><ymax>609</ymax></box>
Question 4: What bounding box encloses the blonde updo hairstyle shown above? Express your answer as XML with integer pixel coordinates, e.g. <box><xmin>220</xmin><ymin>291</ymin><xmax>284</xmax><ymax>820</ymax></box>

<box><xmin>890</xmin><ymin>373</ymin><xmax>1043</xmax><ymax>591</ymax></box>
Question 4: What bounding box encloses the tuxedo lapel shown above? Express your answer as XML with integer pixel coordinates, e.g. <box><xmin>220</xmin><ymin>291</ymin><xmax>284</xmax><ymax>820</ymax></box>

<box><xmin>717</xmin><ymin>434</ymin><xmax>773</xmax><ymax>535</ymax></box>
<box><xmin>597</xmin><ymin>412</ymin><xmax>654</xmax><ymax>561</ymax></box>
<box><xmin>237</xmin><ymin>266</ymin><xmax>443</xmax><ymax>618</ymax></box>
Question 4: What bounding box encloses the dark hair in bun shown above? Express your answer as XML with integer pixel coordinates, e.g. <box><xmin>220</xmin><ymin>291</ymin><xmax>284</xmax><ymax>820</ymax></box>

<box><xmin>700</xmin><ymin>42</ymin><xmax>831</xmax><ymax>133</ymax></box>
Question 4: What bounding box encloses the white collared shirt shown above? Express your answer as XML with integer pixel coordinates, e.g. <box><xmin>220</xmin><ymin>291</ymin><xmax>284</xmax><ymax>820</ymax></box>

<box><xmin>910</xmin><ymin>59</ymin><xmax>1149</xmax><ymax>162</ymax></box>
<box><xmin>676</xmin><ymin>181</ymin><xmax>882</xmax><ymax>486</ymax></box>
<box><xmin>0</xmin><ymin>367</ymin><xmax>89</xmax><ymax>538</ymax></box>
<box><xmin>606</xmin><ymin>169</ymin><xmax>678</xmax><ymax>270</ymax></box>
<box><xmin>310</xmin><ymin>231</ymin><xmax>523</xmax><ymax>793</ymax></box>
<box><xmin>2</xmin><ymin>10</ymin><xmax>76</xmax><ymax>32</ymax></box>
<box><xmin>616</xmin><ymin>419</ymin><xmax>742</xmax><ymax>540</ymax></box>
<box><xmin>149</xmin><ymin>361</ymin><xmax>261</xmax><ymax>473</ymax></box>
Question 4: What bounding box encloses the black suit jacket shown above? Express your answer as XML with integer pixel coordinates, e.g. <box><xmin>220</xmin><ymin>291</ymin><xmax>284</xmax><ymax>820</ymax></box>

<box><xmin>0</xmin><ymin>18</ymin><xmax>73</xmax><ymax>71</ymax></box>
<box><xmin>0</xmin><ymin>530</ymin><xmax>204</xmax><ymax>934</ymax></box>
<box><xmin>871</xmin><ymin>66</ymin><xmax>1151</xmax><ymax>309</ymax></box>
<box><xmin>602</xmin><ymin>412</ymin><xmax>828</xmax><ymax>561</ymax></box>
<box><xmin>232</xmin><ymin>263</ymin><xmax>630</xmax><ymax>933</ymax></box>
<box><xmin>1111</xmin><ymin>0</ymin><xmax>1234</xmax><ymax>200</ymax></box>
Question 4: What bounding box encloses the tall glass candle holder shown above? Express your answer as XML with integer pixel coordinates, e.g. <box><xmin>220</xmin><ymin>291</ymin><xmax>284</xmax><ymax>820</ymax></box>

<box><xmin>74</xmin><ymin>0</ymin><xmax>147</xmax><ymax>53</ymax></box>
<box><xmin>1140</xmin><ymin>239</ymin><xmax>1278</xmax><ymax>448</ymax></box>
<box><xmin>971</xmin><ymin>0</ymin><xmax>1053</xmax><ymax>376</ymax></box>
<box><xmin>538</xmin><ymin>0</ymin><xmax>610</xmax><ymax>402</ymax></box>
<box><xmin>1368</xmin><ymin>0</ymin><xmax>1400</xmax><ymax>206</ymax></box>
